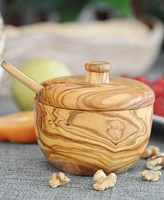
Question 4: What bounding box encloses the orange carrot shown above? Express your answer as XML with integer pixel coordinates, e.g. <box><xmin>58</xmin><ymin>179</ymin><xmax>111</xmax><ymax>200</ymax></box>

<box><xmin>0</xmin><ymin>111</ymin><xmax>36</xmax><ymax>143</ymax></box>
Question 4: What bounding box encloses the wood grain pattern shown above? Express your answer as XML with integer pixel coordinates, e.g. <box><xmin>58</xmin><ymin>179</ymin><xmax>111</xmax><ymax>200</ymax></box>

<box><xmin>85</xmin><ymin>61</ymin><xmax>111</xmax><ymax>83</ymax></box>
<box><xmin>38</xmin><ymin>76</ymin><xmax>155</xmax><ymax>111</ymax></box>
<box><xmin>34</xmin><ymin>100</ymin><xmax>153</xmax><ymax>175</ymax></box>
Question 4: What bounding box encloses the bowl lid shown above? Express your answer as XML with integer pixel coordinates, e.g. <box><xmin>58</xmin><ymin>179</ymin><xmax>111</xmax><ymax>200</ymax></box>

<box><xmin>38</xmin><ymin>61</ymin><xmax>155</xmax><ymax>111</ymax></box>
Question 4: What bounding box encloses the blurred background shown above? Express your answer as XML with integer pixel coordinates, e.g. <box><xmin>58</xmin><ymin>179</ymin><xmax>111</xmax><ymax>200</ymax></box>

<box><xmin>0</xmin><ymin>0</ymin><xmax>164</xmax><ymax>74</ymax></box>
<box><xmin>1</xmin><ymin>0</ymin><xmax>164</xmax><ymax>25</ymax></box>
<box><xmin>0</xmin><ymin>0</ymin><xmax>164</xmax><ymax>116</ymax></box>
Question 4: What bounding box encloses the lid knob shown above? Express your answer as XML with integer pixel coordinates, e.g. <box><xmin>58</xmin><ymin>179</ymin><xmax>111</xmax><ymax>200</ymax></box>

<box><xmin>85</xmin><ymin>61</ymin><xmax>111</xmax><ymax>84</ymax></box>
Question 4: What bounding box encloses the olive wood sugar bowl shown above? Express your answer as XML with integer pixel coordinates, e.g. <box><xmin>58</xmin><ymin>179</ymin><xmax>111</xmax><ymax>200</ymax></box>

<box><xmin>1</xmin><ymin>61</ymin><xmax>155</xmax><ymax>175</ymax></box>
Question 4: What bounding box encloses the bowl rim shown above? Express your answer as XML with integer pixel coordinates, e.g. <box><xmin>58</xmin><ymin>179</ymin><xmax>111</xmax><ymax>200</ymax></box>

<box><xmin>51</xmin><ymin>16</ymin><xmax>164</xmax><ymax>46</ymax></box>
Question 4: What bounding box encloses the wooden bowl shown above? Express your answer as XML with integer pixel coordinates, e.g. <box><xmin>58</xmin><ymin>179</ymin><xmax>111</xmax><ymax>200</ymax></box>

<box><xmin>34</xmin><ymin>61</ymin><xmax>155</xmax><ymax>175</ymax></box>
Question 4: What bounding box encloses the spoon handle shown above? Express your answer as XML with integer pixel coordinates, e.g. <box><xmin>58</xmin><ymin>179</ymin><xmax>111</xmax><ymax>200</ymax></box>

<box><xmin>1</xmin><ymin>61</ymin><xmax>43</xmax><ymax>94</ymax></box>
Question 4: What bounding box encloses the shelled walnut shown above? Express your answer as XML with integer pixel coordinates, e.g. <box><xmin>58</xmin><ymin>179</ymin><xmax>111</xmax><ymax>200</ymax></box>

<box><xmin>141</xmin><ymin>170</ymin><xmax>162</xmax><ymax>182</ymax></box>
<box><xmin>49</xmin><ymin>172</ymin><xmax>70</xmax><ymax>188</ymax></box>
<box><xmin>93</xmin><ymin>169</ymin><xmax>106</xmax><ymax>182</ymax></box>
<box><xmin>141</xmin><ymin>145</ymin><xmax>160</xmax><ymax>159</ymax></box>
<box><xmin>93</xmin><ymin>170</ymin><xmax>117</xmax><ymax>191</ymax></box>
<box><xmin>146</xmin><ymin>153</ymin><xmax>164</xmax><ymax>170</ymax></box>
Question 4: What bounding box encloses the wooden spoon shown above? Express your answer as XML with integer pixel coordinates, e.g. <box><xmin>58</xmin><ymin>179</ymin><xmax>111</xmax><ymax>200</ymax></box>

<box><xmin>1</xmin><ymin>61</ymin><xmax>43</xmax><ymax>94</ymax></box>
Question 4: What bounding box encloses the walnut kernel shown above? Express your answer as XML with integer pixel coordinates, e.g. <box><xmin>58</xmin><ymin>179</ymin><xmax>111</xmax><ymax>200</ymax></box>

<box><xmin>141</xmin><ymin>170</ymin><xmax>162</xmax><ymax>182</ymax></box>
<box><xmin>93</xmin><ymin>169</ymin><xmax>106</xmax><ymax>183</ymax></box>
<box><xmin>141</xmin><ymin>145</ymin><xmax>160</xmax><ymax>159</ymax></box>
<box><xmin>146</xmin><ymin>153</ymin><xmax>164</xmax><ymax>170</ymax></box>
<box><xmin>93</xmin><ymin>172</ymin><xmax>117</xmax><ymax>191</ymax></box>
<box><xmin>49</xmin><ymin>172</ymin><xmax>70</xmax><ymax>188</ymax></box>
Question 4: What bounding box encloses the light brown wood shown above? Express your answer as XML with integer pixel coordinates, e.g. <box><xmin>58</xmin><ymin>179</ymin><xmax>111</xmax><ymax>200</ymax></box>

<box><xmin>85</xmin><ymin>61</ymin><xmax>111</xmax><ymax>73</ymax></box>
<box><xmin>85</xmin><ymin>61</ymin><xmax>110</xmax><ymax>83</ymax></box>
<box><xmin>34</xmin><ymin>61</ymin><xmax>154</xmax><ymax>175</ymax></box>
<box><xmin>1</xmin><ymin>58</ymin><xmax>155</xmax><ymax>175</ymax></box>
<box><xmin>34</xmin><ymin>100</ymin><xmax>153</xmax><ymax>175</ymax></box>
<box><xmin>38</xmin><ymin>76</ymin><xmax>155</xmax><ymax>111</ymax></box>
<box><xmin>1</xmin><ymin>61</ymin><xmax>43</xmax><ymax>94</ymax></box>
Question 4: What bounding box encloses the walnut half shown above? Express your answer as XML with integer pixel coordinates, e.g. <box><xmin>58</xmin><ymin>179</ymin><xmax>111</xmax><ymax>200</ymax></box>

<box><xmin>141</xmin><ymin>145</ymin><xmax>160</xmax><ymax>159</ymax></box>
<box><xmin>146</xmin><ymin>153</ymin><xmax>164</xmax><ymax>170</ymax></box>
<box><xmin>141</xmin><ymin>170</ymin><xmax>162</xmax><ymax>182</ymax></box>
<box><xmin>93</xmin><ymin>169</ymin><xmax>106</xmax><ymax>182</ymax></box>
<box><xmin>93</xmin><ymin>170</ymin><xmax>117</xmax><ymax>191</ymax></box>
<box><xmin>49</xmin><ymin>172</ymin><xmax>70</xmax><ymax>188</ymax></box>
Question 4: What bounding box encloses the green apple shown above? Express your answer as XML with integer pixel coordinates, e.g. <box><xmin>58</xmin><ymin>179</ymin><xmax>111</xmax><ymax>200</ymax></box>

<box><xmin>11</xmin><ymin>58</ymin><xmax>72</xmax><ymax>111</ymax></box>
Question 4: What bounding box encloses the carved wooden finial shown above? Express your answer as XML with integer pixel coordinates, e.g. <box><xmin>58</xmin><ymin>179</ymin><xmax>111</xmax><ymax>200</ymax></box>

<box><xmin>85</xmin><ymin>61</ymin><xmax>111</xmax><ymax>84</ymax></box>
